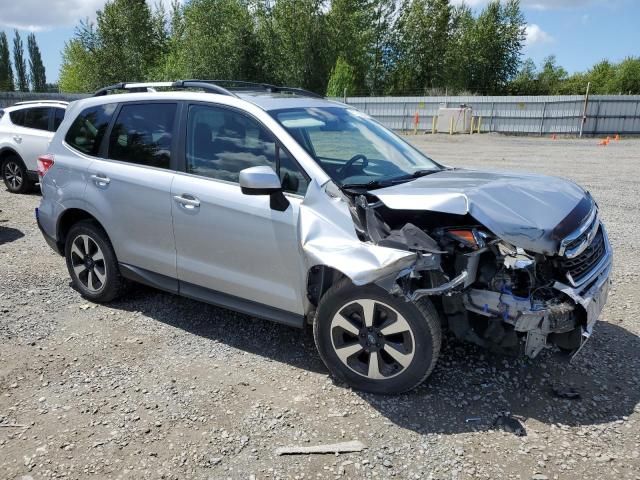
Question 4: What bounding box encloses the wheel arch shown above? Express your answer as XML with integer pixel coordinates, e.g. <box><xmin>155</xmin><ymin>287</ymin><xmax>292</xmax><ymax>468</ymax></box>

<box><xmin>306</xmin><ymin>265</ymin><xmax>350</xmax><ymax>315</ymax></box>
<box><xmin>56</xmin><ymin>208</ymin><xmax>110</xmax><ymax>253</ymax></box>
<box><xmin>0</xmin><ymin>146</ymin><xmax>23</xmax><ymax>164</ymax></box>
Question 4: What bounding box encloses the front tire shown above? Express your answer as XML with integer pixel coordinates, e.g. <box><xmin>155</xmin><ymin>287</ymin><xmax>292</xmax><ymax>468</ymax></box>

<box><xmin>64</xmin><ymin>220</ymin><xmax>127</xmax><ymax>303</ymax></box>
<box><xmin>2</xmin><ymin>155</ymin><xmax>33</xmax><ymax>194</ymax></box>
<box><xmin>313</xmin><ymin>278</ymin><xmax>442</xmax><ymax>394</ymax></box>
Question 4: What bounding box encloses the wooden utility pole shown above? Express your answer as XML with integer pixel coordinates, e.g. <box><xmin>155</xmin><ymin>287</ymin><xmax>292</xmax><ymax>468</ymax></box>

<box><xmin>579</xmin><ymin>81</ymin><xmax>591</xmax><ymax>138</ymax></box>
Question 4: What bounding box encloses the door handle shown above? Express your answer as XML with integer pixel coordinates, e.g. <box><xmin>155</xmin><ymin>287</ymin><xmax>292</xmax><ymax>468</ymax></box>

<box><xmin>90</xmin><ymin>174</ymin><xmax>111</xmax><ymax>186</ymax></box>
<box><xmin>12</xmin><ymin>135</ymin><xmax>22</xmax><ymax>143</ymax></box>
<box><xmin>173</xmin><ymin>194</ymin><xmax>200</xmax><ymax>209</ymax></box>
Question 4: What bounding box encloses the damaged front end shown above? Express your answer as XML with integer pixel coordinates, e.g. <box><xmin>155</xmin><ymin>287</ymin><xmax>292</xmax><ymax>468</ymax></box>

<box><xmin>299</xmin><ymin>176</ymin><xmax>612</xmax><ymax>359</ymax></box>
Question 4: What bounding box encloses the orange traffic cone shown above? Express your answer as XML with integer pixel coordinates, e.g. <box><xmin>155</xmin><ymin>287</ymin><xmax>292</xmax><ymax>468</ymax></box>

<box><xmin>614</xmin><ymin>134</ymin><xmax>620</xmax><ymax>141</ymax></box>
<box><xmin>598</xmin><ymin>138</ymin><xmax>608</xmax><ymax>146</ymax></box>
<box><xmin>606</xmin><ymin>136</ymin><xmax>611</xmax><ymax>144</ymax></box>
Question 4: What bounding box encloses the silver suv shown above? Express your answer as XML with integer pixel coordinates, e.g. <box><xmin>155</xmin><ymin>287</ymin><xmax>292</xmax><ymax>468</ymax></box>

<box><xmin>0</xmin><ymin>100</ymin><xmax>67</xmax><ymax>193</ymax></box>
<box><xmin>37</xmin><ymin>81</ymin><xmax>612</xmax><ymax>394</ymax></box>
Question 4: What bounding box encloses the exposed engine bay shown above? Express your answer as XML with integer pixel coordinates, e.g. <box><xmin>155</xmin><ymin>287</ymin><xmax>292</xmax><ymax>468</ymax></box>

<box><xmin>299</xmin><ymin>173</ymin><xmax>613</xmax><ymax>359</ymax></box>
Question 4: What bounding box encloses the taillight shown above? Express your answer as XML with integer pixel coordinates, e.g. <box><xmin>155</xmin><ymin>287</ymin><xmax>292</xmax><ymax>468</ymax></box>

<box><xmin>37</xmin><ymin>154</ymin><xmax>55</xmax><ymax>177</ymax></box>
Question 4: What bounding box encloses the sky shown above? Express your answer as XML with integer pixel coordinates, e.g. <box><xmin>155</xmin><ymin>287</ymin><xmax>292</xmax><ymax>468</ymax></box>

<box><xmin>0</xmin><ymin>0</ymin><xmax>637</xmax><ymax>83</ymax></box>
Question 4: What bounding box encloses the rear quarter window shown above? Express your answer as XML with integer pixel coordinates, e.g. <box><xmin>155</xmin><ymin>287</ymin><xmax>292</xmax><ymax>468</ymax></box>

<box><xmin>9</xmin><ymin>109</ymin><xmax>25</xmax><ymax>126</ymax></box>
<box><xmin>65</xmin><ymin>104</ymin><xmax>117</xmax><ymax>156</ymax></box>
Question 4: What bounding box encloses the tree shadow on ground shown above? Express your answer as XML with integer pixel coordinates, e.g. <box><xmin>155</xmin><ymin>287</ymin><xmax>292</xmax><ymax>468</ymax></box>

<box><xmin>110</xmin><ymin>284</ymin><xmax>640</xmax><ymax>435</ymax></box>
<box><xmin>0</xmin><ymin>225</ymin><xmax>25</xmax><ymax>245</ymax></box>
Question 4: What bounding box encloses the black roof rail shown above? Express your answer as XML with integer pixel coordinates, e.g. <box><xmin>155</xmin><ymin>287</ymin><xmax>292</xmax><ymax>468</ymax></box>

<box><xmin>92</xmin><ymin>80</ymin><xmax>323</xmax><ymax>99</ymax></box>
<box><xmin>93</xmin><ymin>81</ymin><xmax>238</xmax><ymax>98</ymax></box>
<box><xmin>170</xmin><ymin>80</ymin><xmax>238</xmax><ymax>97</ymax></box>
<box><xmin>200</xmin><ymin>80</ymin><xmax>323</xmax><ymax>98</ymax></box>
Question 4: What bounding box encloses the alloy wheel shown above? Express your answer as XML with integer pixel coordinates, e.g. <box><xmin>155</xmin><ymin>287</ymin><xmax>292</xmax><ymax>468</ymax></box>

<box><xmin>70</xmin><ymin>234</ymin><xmax>107</xmax><ymax>293</ymax></box>
<box><xmin>4</xmin><ymin>162</ymin><xmax>23</xmax><ymax>190</ymax></box>
<box><xmin>330</xmin><ymin>299</ymin><xmax>415</xmax><ymax>380</ymax></box>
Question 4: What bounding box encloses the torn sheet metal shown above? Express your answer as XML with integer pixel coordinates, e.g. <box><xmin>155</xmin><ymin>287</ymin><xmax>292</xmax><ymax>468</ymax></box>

<box><xmin>464</xmin><ymin>288</ymin><xmax>575</xmax><ymax>334</ymax></box>
<box><xmin>298</xmin><ymin>179</ymin><xmax>417</xmax><ymax>286</ymax></box>
<box><xmin>372</xmin><ymin>169</ymin><xmax>593</xmax><ymax>255</ymax></box>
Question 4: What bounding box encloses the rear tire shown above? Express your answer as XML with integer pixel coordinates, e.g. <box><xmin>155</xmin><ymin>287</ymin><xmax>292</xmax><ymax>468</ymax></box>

<box><xmin>313</xmin><ymin>278</ymin><xmax>442</xmax><ymax>394</ymax></box>
<box><xmin>64</xmin><ymin>220</ymin><xmax>127</xmax><ymax>303</ymax></box>
<box><xmin>2</xmin><ymin>155</ymin><xmax>33</xmax><ymax>194</ymax></box>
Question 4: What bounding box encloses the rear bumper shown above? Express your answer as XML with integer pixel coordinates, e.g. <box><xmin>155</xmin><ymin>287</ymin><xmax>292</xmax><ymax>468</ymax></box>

<box><xmin>35</xmin><ymin>207</ymin><xmax>63</xmax><ymax>256</ymax></box>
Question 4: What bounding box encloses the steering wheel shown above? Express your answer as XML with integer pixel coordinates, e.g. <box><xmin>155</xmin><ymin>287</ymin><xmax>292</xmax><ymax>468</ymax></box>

<box><xmin>337</xmin><ymin>154</ymin><xmax>369</xmax><ymax>177</ymax></box>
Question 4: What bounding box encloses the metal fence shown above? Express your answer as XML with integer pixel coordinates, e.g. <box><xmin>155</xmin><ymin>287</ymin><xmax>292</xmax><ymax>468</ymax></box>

<box><xmin>334</xmin><ymin>95</ymin><xmax>640</xmax><ymax>136</ymax></box>
<box><xmin>2</xmin><ymin>91</ymin><xmax>639</xmax><ymax>136</ymax></box>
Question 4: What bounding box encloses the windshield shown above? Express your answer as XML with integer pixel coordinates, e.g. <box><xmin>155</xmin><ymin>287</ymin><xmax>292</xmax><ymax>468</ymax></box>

<box><xmin>270</xmin><ymin>107</ymin><xmax>442</xmax><ymax>188</ymax></box>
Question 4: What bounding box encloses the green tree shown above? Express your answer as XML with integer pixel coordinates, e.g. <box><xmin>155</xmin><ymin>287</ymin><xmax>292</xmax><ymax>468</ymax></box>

<box><xmin>59</xmin><ymin>0</ymin><xmax>164</xmax><ymax>92</ymax></box>
<box><xmin>610</xmin><ymin>57</ymin><xmax>640</xmax><ymax>94</ymax></box>
<box><xmin>0</xmin><ymin>32</ymin><xmax>13</xmax><ymax>91</ymax></box>
<box><xmin>510</xmin><ymin>58</ymin><xmax>539</xmax><ymax>95</ymax></box>
<box><xmin>327</xmin><ymin>0</ymin><xmax>375</xmax><ymax>93</ymax></box>
<box><xmin>537</xmin><ymin>55</ymin><xmax>567</xmax><ymax>94</ymax></box>
<box><xmin>152</xmin><ymin>0</ymin><xmax>185</xmax><ymax>79</ymax></box>
<box><xmin>469</xmin><ymin>0</ymin><xmax>526</xmax><ymax>94</ymax></box>
<box><xmin>169</xmin><ymin>0</ymin><xmax>258</xmax><ymax>80</ymax></box>
<box><xmin>389</xmin><ymin>0</ymin><xmax>452</xmax><ymax>94</ymax></box>
<box><xmin>13</xmin><ymin>30</ymin><xmax>28</xmax><ymax>92</ymax></box>
<box><xmin>59</xmin><ymin>38</ymin><xmax>100</xmax><ymax>92</ymax></box>
<box><xmin>27</xmin><ymin>33</ymin><xmax>47</xmax><ymax>91</ymax></box>
<box><xmin>95</xmin><ymin>0</ymin><xmax>162</xmax><ymax>83</ymax></box>
<box><xmin>368</xmin><ymin>0</ymin><xmax>396</xmax><ymax>94</ymax></box>
<box><xmin>326</xmin><ymin>56</ymin><xmax>356</xmax><ymax>96</ymax></box>
<box><xmin>444</xmin><ymin>3</ymin><xmax>475</xmax><ymax>93</ymax></box>
<box><xmin>585</xmin><ymin>60</ymin><xmax>616</xmax><ymax>94</ymax></box>
<box><xmin>257</xmin><ymin>0</ymin><xmax>330</xmax><ymax>93</ymax></box>
<box><xmin>554</xmin><ymin>72</ymin><xmax>588</xmax><ymax>95</ymax></box>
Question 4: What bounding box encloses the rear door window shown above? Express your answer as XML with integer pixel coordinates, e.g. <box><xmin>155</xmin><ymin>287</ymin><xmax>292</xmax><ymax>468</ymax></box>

<box><xmin>23</xmin><ymin>107</ymin><xmax>50</xmax><ymax>131</ymax></box>
<box><xmin>52</xmin><ymin>108</ymin><xmax>65</xmax><ymax>131</ymax></box>
<box><xmin>65</xmin><ymin>104</ymin><xmax>117</xmax><ymax>156</ymax></box>
<box><xmin>107</xmin><ymin>103</ymin><xmax>177</xmax><ymax>169</ymax></box>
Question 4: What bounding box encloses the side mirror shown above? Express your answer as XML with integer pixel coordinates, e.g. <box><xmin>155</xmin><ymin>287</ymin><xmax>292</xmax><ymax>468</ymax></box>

<box><xmin>239</xmin><ymin>166</ymin><xmax>289</xmax><ymax>211</ymax></box>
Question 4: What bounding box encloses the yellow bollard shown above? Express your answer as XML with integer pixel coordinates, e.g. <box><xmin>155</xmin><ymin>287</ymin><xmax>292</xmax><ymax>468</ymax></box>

<box><xmin>477</xmin><ymin>116</ymin><xmax>482</xmax><ymax>134</ymax></box>
<box><xmin>470</xmin><ymin>116</ymin><xmax>474</xmax><ymax>135</ymax></box>
<box><xmin>449</xmin><ymin>116</ymin><xmax>454</xmax><ymax>135</ymax></box>
<box><xmin>432</xmin><ymin>115</ymin><xmax>437</xmax><ymax>134</ymax></box>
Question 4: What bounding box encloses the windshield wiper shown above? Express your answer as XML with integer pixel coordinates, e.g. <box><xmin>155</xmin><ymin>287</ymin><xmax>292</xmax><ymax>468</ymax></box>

<box><xmin>341</xmin><ymin>179</ymin><xmax>390</xmax><ymax>190</ymax></box>
<box><xmin>341</xmin><ymin>169</ymin><xmax>444</xmax><ymax>190</ymax></box>
<box><xmin>409</xmin><ymin>169</ymin><xmax>442</xmax><ymax>178</ymax></box>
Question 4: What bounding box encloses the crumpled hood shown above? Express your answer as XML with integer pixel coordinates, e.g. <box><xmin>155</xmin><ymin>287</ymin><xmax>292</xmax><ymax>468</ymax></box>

<box><xmin>373</xmin><ymin>169</ymin><xmax>593</xmax><ymax>255</ymax></box>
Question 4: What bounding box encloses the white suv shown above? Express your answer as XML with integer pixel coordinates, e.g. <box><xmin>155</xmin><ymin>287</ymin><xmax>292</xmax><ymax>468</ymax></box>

<box><xmin>0</xmin><ymin>100</ymin><xmax>68</xmax><ymax>193</ymax></box>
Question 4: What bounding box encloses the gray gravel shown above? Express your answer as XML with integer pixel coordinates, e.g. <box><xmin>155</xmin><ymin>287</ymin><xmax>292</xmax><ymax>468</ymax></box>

<box><xmin>1</xmin><ymin>134</ymin><xmax>639</xmax><ymax>480</ymax></box>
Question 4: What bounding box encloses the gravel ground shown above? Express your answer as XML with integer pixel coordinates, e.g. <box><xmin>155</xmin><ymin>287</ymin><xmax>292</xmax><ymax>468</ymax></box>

<box><xmin>1</xmin><ymin>134</ymin><xmax>639</xmax><ymax>480</ymax></box>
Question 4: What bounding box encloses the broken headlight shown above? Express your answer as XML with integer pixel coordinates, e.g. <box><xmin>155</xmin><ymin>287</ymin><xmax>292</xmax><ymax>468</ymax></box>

<box><xmin>446</xmin><ymin>228</ymin><xmax>492</xmax><ymax>250</ymax></box>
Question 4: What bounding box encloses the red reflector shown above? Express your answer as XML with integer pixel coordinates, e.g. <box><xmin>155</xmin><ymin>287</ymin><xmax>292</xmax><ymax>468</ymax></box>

<box><xmin>37</xmin><ymin>154</ymin><xmax>55</xmax><ymax>177</ymax></box>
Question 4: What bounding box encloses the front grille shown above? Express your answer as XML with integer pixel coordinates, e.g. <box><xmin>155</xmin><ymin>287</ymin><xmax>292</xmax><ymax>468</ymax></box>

<box><xmin>559</xmin><ymin>225</ymin><xmax>606</xmax><ymax>285</ymax></box>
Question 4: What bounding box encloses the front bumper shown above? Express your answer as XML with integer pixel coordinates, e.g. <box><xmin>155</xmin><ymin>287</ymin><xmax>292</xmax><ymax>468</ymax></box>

<box><xmin>464</xmin><ymin>224</ymin><xmax>613</xmax><ymax>357</ymax></box>
<box><xmin>533</xmin><ymin>224</ymin><xmax>613</xmax><ymax>357</ymax></box>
